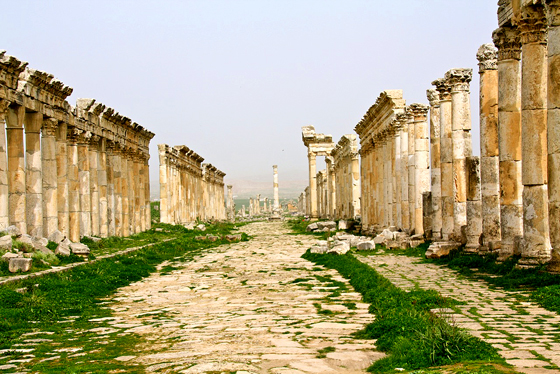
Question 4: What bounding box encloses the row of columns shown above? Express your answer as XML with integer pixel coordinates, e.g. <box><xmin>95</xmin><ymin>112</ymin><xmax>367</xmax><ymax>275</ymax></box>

<box><xmin>158</xmin><ymin>144</ymin><xmax>226</xmax><ymax>224</ymax></box>
<box><xmin>331</xmin><ymin>135</ymin><xmax>361</xmax><ymax>220</ymax></box>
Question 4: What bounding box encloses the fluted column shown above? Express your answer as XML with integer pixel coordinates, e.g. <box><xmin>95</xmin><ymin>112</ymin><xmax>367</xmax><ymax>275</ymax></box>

<box><xmin>394</xmin><ymin>128</ymin><xmax>402</xmax><ymax>228</ymax></box>
<box><xmin>411</xmin><ymin>103</ymin><xmax>430</xmax><ymax>236</ymax></box>
<box><xmin>447</xmin><ymin>68</ymin><xmax>473</xmax><ymax>243</ymax></box>
<box><xmin>77</xmin><ymin>132</ymin><xmax>91</xmax><ymax>237</ymax></box>
<box><xmin>519</xmin><ymin>4</ymin><xmax>551</xmax><ymax>265</ymax></box>
<box><xmin>427</xmin><ymin>90</ymin><xmax>442</xmax><ymax>239</ymax></box>
<box><xmin>0</xmin><ymin>101</ymin><xmax>9</xmax><ymax>230</ymax></box>
<box><xmin>98</xmin><ymin>138</ymin><xmax>109</xmax><ymax>237</ymax></box>
<box><xmin>6</xmin><ymin>105</ymin><xmax>26</xmax><ymax>234</ymax></box>
<box><xmin>493</xmin><ymin>25</ymin><xmax>524</xmax><ymax>259</ymax></box>
<box><xmin>477</xmin><ymin>43</ymin><xmax>502</xmax><ymax>252</ymax></box>
<box><xmin>351</xmin><ymin>151</ymin><xmax>360</xmax><ymax>219</ymax></box>
<box><xmin>121</xmin><ymin>149</ymin><xmax>130</xmax><ymax>236</ymax></box>
<box><xmin>56</xmin><ymin>123</ymin><xmax>69</xmax><ymax>238</ymax></box>
<box><xmin>138</xmin><ymin>154</ymin><xmax>146</xmax><ymax>230</ymax></box>
<box><xmin>546</xmin><ymin>0</ymin><xmax>560</xmax><ymax>268</ymax></box>
<box><xmin>89</xmin><ymin>135</ymin><xmax>100</xmax><ymax>236</ymax></box>
<box><xmin>67</xmin><ymin>128</ymin><xmax>81</xmax><ymax>242</ymax></box>
<box><xmin>113</xmin><ymin>145</ymin><xmax>123</xmax><ymax>236</ymax></box>
<box><xmin>41</xmin><ymin>118</ymin><xmax>58</xmax><ymax>237</ymax></box>
<box><xmin>158</xmin><ymin>146</ymin><xmax>168</xmax><ymax>224</ymax></box>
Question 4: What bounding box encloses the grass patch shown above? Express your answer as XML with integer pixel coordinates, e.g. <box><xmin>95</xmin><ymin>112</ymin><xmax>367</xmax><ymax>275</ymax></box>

<box><xmin>286</xmin><ymin>218</ymin><xmax>333</xmax><ymax>240</ymax></box>
<box><xmin>302</xmin><ymin>251</ymin><xmax>504</xmax><ymax>372</ymax></box>
<box><xmin>316</xmin><ymin>346</ymin><xmax>335</xmax><ymax>358</ymax></box>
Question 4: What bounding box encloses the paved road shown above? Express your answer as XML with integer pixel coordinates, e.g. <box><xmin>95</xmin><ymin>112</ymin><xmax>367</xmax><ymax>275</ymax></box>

<box><xmin>358</xmin><ymin>253</ymin><xmax>560</xmax><ymax>374</ymax></box>
<box><xmin>108</xmin><ymin>222</ymin><xmax>382</xmax><ymax>373</ymax></box>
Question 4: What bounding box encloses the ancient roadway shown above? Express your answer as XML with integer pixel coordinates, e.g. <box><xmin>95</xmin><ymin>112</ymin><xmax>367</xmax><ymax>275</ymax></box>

<box><xmin>107</xmin><ymin>221</ymin><xmax>383</xmax><ymax>373</ymax></box>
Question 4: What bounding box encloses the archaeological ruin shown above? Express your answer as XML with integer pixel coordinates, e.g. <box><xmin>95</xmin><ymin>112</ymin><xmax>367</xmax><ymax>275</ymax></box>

<box><xmin>0</xmin><ymin>51</ymin><xmax>155</xmax><ymax>243</ymax></box>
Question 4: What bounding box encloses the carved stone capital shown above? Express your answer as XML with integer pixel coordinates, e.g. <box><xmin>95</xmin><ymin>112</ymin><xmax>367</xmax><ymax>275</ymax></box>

<box><xmin>492</xmin><ymin>26</ymin><xmax>522</xmax><ymax>61</ymax></box>
<box><xmin>77</xmin><ymin>130</ymin><xmax>92</xmax><ymax>145</ymax></box>
<box><xmin>408</xmin><ymin>103</ymin><xmax>429</xmax><ymax>121</ymax></box>
<box><xmin>445</xmin><ymin>68</ymin><xmax>473</xmax><ymax>92</ymax></box>
<box><xmin>518</xmin><ymin>3</ymin><xmax>548</xmax><ymax>45</ymax></box>
<box><xmin>426</xmin><ymin>89</ymin><xmax>440</xmax><ymax>107</ymax></box>
<box><xmin>0</xmin><ymin>99</ymin><xmax>10</xmax><ymax>115</ymax></box>
<box><xmin>66</xmin><ymin>127</ymin><xmax>82</xmax><ymax>144</ymax></box>
<box><xmin>431</xmin><ymin>78</ymin><xmax>452</xmax><ymax>101</ymax></box>
<box><xmin>477</xmin><ymin>43</ymin><xmax>498</xmax><ymax>72</ymax></box>
<box><xmin>545</xmin><ymin>0</ymin><xmax>560</xmax><ymax>27</ymax></box>
<box><xmin>41</xmin><ymin>118</ymin><xmax>58</xmax><ymax>137</ymax></box>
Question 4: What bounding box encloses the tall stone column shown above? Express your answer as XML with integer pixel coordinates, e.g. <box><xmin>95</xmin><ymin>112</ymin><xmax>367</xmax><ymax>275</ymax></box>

<box><xmin>546</xmin><ymin>0</ymin><xmax>560</xmax><ymax>269</ymax></box>
<box><xmin>399</xmin><ymin>115</ymin><xmax>410</xmax><ymax>231</ymax></box>
<box><xmin>407</xmin><ymin>111</ymin><xmax>416</xmax><ymax>233</ymax></box>
<box><xmin>41</xmin><ymin>118</ymin><xmax>58</xmax><ymax>237</ymax></box>
<box><xmin>226</xmin><ymin>185</ymin><xmax>233</xmax><ymax>221</ymax></box>
<box><xmin>0</xmin><ymin>101</ymin><xmax>9</xmax><ymax>230</ymax></box>
<box><xmin>106</xmin><ymin>142</ymin><xmax>116</xmax><ymax>236</ymax></box>
<box><xmin>394</xmin><ymin>128</ymin><xmax>402</xmax><ymax>228</ymax></box>
<box><xmin>446</xmin><ymin>68</ymin><xmax>473</xmax><ymax>243</ymax></box>
<box><xmin>89</xmin><ymin>135</ymin><xmax>100</xmax><ymax>236</ymax></box>
<box><xmin>351</xmin><ymin>150</ymin><xmax>360</xmax><ymax>219</ymax></box>
<box><xmin>466</xmin><ymin>156</ymin><xmax>482</xmax><ymax>251</ymax></box>
<box><xmin>273</xmin><ymin>164</ymin><xmax>280</xmax><ymax>210</ymax></box>
<box><xmin>427</xmin><ymin>90</ymin><xmax>442</xmax><ymax>240</ymax></box>
<box><xmin>24</xmin><ymin>111</ymin><xmax>44</xmax><ymax>238</ymax></box>
<box><xmin>519</xmin><ymin>4</ymin><xmax>551</xmax><ymax>265</ymax></box>
<box><xmin>133</xmin><ymin>153</ymin><xmax>141</xmax><ymax>233</ymax></box>
<box><xmin>6</xmin><ymin>105</ymin><xmax>26</xmax><ymax>234</ymax></box>
<box><xmin>113</xmin><ymin>146</ymin><xmax>123</xmax><ymax>236</ymax></box>
<box><xmin>325</xmin><ymin>157</ymin><xmax>335</xmax><ymax>218</ymax></box>
<box><xmin>411</xmin><ymin>104</ymin><xmax>430</xmax><ymax>236</ymax></box>
<box><xmin>98</xmin><ymin>138</ymin><xmax>109</xmax><ymax>237</ymax></box>
<box><xmin>56</xmin><ymin>123</ymin><xmax>69</xmax><ymax>238</ymax></box>
<box><xmin>493</xmin><ymin>25</ymin><xmax>524</xmax><ymax>259</ymax></box>
<box><xmin>158</xmin><ymin>145</ymin><xmax>168</xmax><ymax>224</ymax></box>
<box><xmin>77</xmin><ymin>132</ymin><xmax>92</xmax><ymax>237</ymax></box>
<box><xmin>121</xmin><ymin>150</ymin><xmax>130</xmax><ymax>236</ymax></box>
<box><xmin>433</xmin><ymin>78</ymin><xmax>454</xmax><ymax>241</ymax></box>
<box><xmin>144</xmin><ymin>156</ymin><xmax>151</xmax><ymax>230</ymax></box>
<box><xmin>477</xmin><ymin>43</ymin><xmax>502</xmax><ymax>252</ymax></box>
<box><xmin>67</xmin><ymin>128</ymin><xmax>81</xmax><ymax>242</ymax></box>
<box><xmin>256</xmin><ymin>194</ymin><xmax>261</xmax><ymax>215</ymax></box>
<box><xmin>308</xmin><ymin>152</ymin><xmax>318</xmax><ymax>218</ymax></box>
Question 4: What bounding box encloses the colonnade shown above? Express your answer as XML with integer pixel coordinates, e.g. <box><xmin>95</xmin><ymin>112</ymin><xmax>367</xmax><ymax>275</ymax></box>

<box><xmin>158</xmin><ymin>144</ymin><xmax>226</xmax><ymax>224</ymax></box>
<box><xmin>331</xmin><ymin>135</ymin><xmax>360</xmax><ymax>220</ymax></box>
<box><xmin>0</xmin><ymin>52</ymin><xmax>154</xmax><ymax>242</ymax></box>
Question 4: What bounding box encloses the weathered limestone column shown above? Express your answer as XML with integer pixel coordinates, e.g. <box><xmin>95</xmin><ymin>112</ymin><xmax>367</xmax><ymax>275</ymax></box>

<box><xmin>89</xmin><ymin>135</ymin><xmax>100</xmax><ymax>236</ymax></box>
<box><xmin>427</xmin><ymin>89</ymin><xmax>442</xmax><ymax>240</ymax></box>
<box><xmin>144</xmin><ymin>157</ymin><xmax>151</xmax><ymax>230</ymax></box>
<box><xmin>113</xmin><ymin>146</ymin><xmax>123</xmax><ymax>237</ymax></box>
<box><xmin>158</xmin><ymin>145</ymin><xmax>168</xmax><ymax>224</ymax></box>
<box><xmin>519</xmin><ymin>4</ymin><xmax>551</xmax><ymax>264</ymax></box>
<box><xmin>546</xmin><ymin>0</ymin><xmax>560</xmax><ymax>268</ymax></box>
<box><xmin>256</xmin><ymin>194</ymin><xmax>261</xmax><ymax>215</ymax></box>
<box><xmin>41</xmin><ymin>118</ymin><xmax>59</xmax><ymax>237</ymax></box>
<box><xmin>407</xmin><ymin>111</ymin><xmax>416</xmax><ymax>233</ymax></box>
<box><xmin>24</xmin><ymin>111</ymin><xmax>44</xmax><ymax>237</ymax></box>
<box><xmin>325</xmin><ymin>157</ymin><xmax>336</xmax><ymax>218</ymax></box>
<box><xmin>67</xmin><ymin>128</ymin><xmax>81</xmax><ymax>242</ymax></box>
<box><xmin>56</xmin><ymin>122</ymin><xmax>69</xmax><ymax>237</ymax></box>
<box><xmin>98</xmin><ymin>138</ymin><xmax>109</xmax><ymax>237</ymax></box>
<box><xmin>121</xmin><ymin>149</ymin><xmax>130</xmax><ymax>236</ymax></box>
<box><xmin>399</xmin><ymin>114</ymin><xmax>410</xmax><ymax>231</ymax></box>
<box><xmin>351</xmin><ymin>147</ymin><xmax>361</xmax><ymax>219</ymax></box>
<box><xmin>466</xmin><ymin>156</ymin><xmax>483</xmax><ymax>251</ymax></box>
<box><xmin>394</xmin><ymin>126</ymin><xmax>402</xmax><ymax>228</ymax></box>
<box><xmin>308</xmin><ymin>152</ymin><xmax>318</xmax><ymax>218</ymax></box>
<box><xmin>226</xmin><ymin>185</ymin><xmax>234</xmax><ymax>221</ymax></box>
<box><xmin>273</xmin><ymin>164</ymin><xmax>280</xmax><ymax>210</ymax></box>
<box><xmin>477</xmin><ymin>43</ymin><xmax>502</xmax><ymax>252</ymax></box>
<box><xmin>249</xmin><ymin>198</ymin><xmax>253</xmax><ymax>217</ymax></box>
<box><xmin>133</xmin><ymin>153</ymin><xmax>141</xmax><ymax>233</ymax></box>
<box><xmin>446</xmin><ymin>68</ymin><xmax>473</xmax><ymax>243</ymax></box>
<box><xmin>106</xmin><ymin>142</ymin><xmax>116</xmax><ymax>236</ymax></box>
<box><xmin>7</xmin><ymin>105</ymin><xmax>26</xmax><ymax>234</ymax></box>
<box><xmin>411</xmin><ymin>104</ymin><xmax>430</xmax><ymax>236</ymax></box>
<box><xmin>433</xmin><ymin>78</ymin><xmax>454</xmax><ymax>241</ymax></box>
<box><xmin>77</xmin><ymin>132</ymin><xmax>92</xmax><ymax>237</ymax></box>
<box><xmin>0</xmin><ymin>101</ymin><xmax>9</xmax><ymax>230</ymax></box>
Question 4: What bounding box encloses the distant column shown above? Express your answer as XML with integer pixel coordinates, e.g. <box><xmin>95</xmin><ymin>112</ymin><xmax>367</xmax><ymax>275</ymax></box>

<box><xmin>493</xmin><ymin>25</ymin><xmax>523</xmax><ymax>259</ymax></box>
<box><xmin>144</xmin><ymin>156</ymin><xmax>151</xmax><ymax>230</ymax></box>
<box><xmin>407</xmin><ymin>111</ymin><xmax>415</xmax><ymax>233</ymax></box>
<box><xmin>106</xmin><ymin>142</ymin><xmax>116</xmax><ymax>236</ymax></box>
<box><xmin>466</xmin><ymin>156</ymin><xmax>482</xmax><ymax>251</ymax></box>
<box><xmin>399</xmin><ymin>115</ymin><xmax>410</xmax><ymax>231</ymax></box>
<box><xmin>98</xmin><ymin>138</ymin><xmax>109</xmax><ymax>237</ymax></box>
<box><xmin>227</xmin><ymin>185</ymin><xmax>234</xmax><ymax>221</ymax></box>
<box><xmin>121</xmin><ymin>149</ymin><xmax>130</xmax><ymax>236</ymax></box>
<box><xmin>477</xmin><ymin>43</ymin><xmax>502</xmax><ymax>252</ymax></box>
<box><xmin>308</xmin><ymin>152</ymin><xmax>317</xmax><ymax>218</ymax></box>
<box><xmin>25</xmin><ymin>112</ymin><xmax>44</xmax><ymax>237</ymax></box>
<box><xmin>411</xmin><ymin>103</ymin><xmax>430</xmax><ymax>236</ymax></box>
<box><xmin>6</xmin><ymin>105</ymin><xmax>26</xmax><ymax>234</ymax></box>
<box><xmin>273</xmin><ymin>164</ymin><xmax>280</xmax><ymax>210</ymax></box>
<box><xmin>427</xmin><ymin>89</ymin><xmax>442</xmax><ymax>240</ymax></box>
<box><xmin>89</xmin><ymin>135</ymin><xmax>100</xmax><ymax>236</ymax></box>
<box><xmin>41</xmin><ymin>118</ymin><xmax>59</xmax><ymax>238</ymax></box>
<box><xmin>56</xmin><ymin>122</ymin><xmax>69</xmax><ymax>238</ymax></box>
<box><xmin>0</xmin><ymin>101</ymin><xmax>9</xmax><ymax>230</ymax></box>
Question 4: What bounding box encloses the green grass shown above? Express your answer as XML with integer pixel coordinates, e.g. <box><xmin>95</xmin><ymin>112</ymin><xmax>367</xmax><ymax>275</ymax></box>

<box><xmin>286</xmin><ymin>218</ymin><xmax>334</xmax><ymax>240</ymax></box>
<box><xmin>0</xmin><ymin>221</ymin><xmax>249</xmax><ymax>372</ymax></box>
<box><xmin>302</xmin><ymin>251</ymin><xmax>504</xmax><ymax>372</ymax></box>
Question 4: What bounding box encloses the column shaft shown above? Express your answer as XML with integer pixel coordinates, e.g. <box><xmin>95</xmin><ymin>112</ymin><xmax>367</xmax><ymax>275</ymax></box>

<box><xmin>67</xmin><ymin>129</ymin><xmax>80</xmax><ymax>242</ymax></box>
<box><xmin>427</xmin><ymin>90</ymin><xmax>442</xmax><ymax>239</ymax></box>
<box><xmin>41</xmin><ymin>119</ymin><xmax>58</xmax><ymax>238</ymax></box>
<box><xmin>56</xmin><ymin>123</ymin><xmax>69</xmax><ymax>238</ymax></box>
<box><xmin>6</xmin><ymin>105</ymin><xmax>26</xmax><ymax>234</ymax></box>
<box><xmin>89</xmin><ymin>138</ymin><xmax>100</xmax><ymax>236</ymax></box>
<box><xmin>98</xmin><ymin>139</ymin><xmax>109</xmax><ymax>237</ymax></box>
<box><xmin>308</xmin><ymin>153</ymin><xmax>317</xmax><ymax>218</ymax></box>
<box><xmin>77</xmin><ymin>135</ymin><xmax>91</xmax><ymax>237</ymax></box>
<box><xmin>0</xmin><ymin>101</ymin><xmax>9</xmax><ymax>230</ymax></box>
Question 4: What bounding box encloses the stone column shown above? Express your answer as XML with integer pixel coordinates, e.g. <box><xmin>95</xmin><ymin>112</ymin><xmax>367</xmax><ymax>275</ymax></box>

<box><xmin>67</xmin><ymin>128</ymin><xmax>81</xmax><ymax>242</ymax></box>
<box><xmin>6</xmin><ymin>105</ymin><xmax>26</xmax><ymax>234</ymax></box>
<box><xmin>351</xmin><ymin>150</ymin><xmax>360</xmax><ymax>219</ymax></box>
<box><xmin>466</xmin><ymin>156</ymin><xmax>482</xmax><ymax>251</ymax></box>
<box><xmin>227</xmin><ymin>185</ymin><xmax>234</xmax><ymax>221</ymax></box>
<box><xmin>446</xmin><ymin>68</ymin><xmax>473</xmax><ymax>243</ymax></box>
<box><xmin>0</xmin><ymin>101</ymin><xmax>9</xmax><ymax>230</ymax></box>
<box><xmin>113</xmin><ymin>146</ymin><xmax>123</xmax><ymax>236</ymax></box>
<box><xmin>546</xmin><ymin>0</ymin><xmax>560</xmax><ymax>269</ymax></box>
<box><xmin>144</xmin><ymin>156</ymin><xmax>151</xmax><ymax>230</ymax></box>
<box><xmin>41</xmin><ymin>118</ymin><xmax>58</xmax><ymax>238</ymax></box>
<box><xmin>427</xmin><ymin>89</ymin><xmax>442</xmax><ymax>240</ymax></box>
<box><xmin>407</xmin><ymin>111</ymin><xmax>416</xmax><ymax>233</ymax></box>
<box><xmin>399</xmin><ymin>115</ymin><xmax>410</xmax><ymax>232</ymax></box>
<box><xmin>433</xmin><ymin>78</ymin><xmax>454</xmax><ymax>241</ymax></box>
<box><xmin>158</xmin><ymin>145</ymin><xmax>168</xmax><ymax>224</ymax></box>
<box><xmin>308</xmin><ymin>152</ymin><xmax>318</xmax><ymax>218</ymax></box>
<box><xmin>477</xmin><ymin>43</ymin><xmax>502</xmax><ymax>252</ymax></box>
<box><xmin>273</xmin><ymin>164</ymin><xmax>280</xmax><ymax>210</ymax></box>
<box><xmin>24</xmin><ymin>111</ymin><xmax>44</xmax><ymax>238</ymax></box>
<box><xmin>411</xmin><ymin>103</ymin><xmax>430</xmax><ymax>236</ymax></box>
<box><xmin>77</xmin><ymin>132</ymin><xmax>91</xmax><ymax>238</ymax></box>
<box><xmin>493</xmin><ymin>25</ymin><xmax>524</xmax><ymax>259</ymax></box>
<box><xmin>89</xmin><ymin>136</ymin><xmax>100</xmax><ymax>236</ymax></box>
<box><xmin>98</xmin><ymin>138</ymin><xmax>109</xmax><ymax>237</ymax></box>
<box><xmin>121</xmin><ymin>149</ymin><xmax>130</xmax><ymax>236</ymax></box>
<box><xmin>106</xmin><ymin>142</ymin><xmax>116</xmax><ymax>236</ymax></box>
<box><xmin>325</xmin><ymin>157</ymin><xmax>335</xmax><ymax>218</ymax></box>
<box><xmin>56</xmin><ymin>123</ymin><xmax>69</xmax><ymax>238</ymax></box>
<box><xmin>133</xmin><ymin>153</ymin><xmax>141</xmax><ymax>233</ymax></box>
<box><xmin>519</xmin><ymin>4</ymin><xmax>551</xmax><ymax>265</ymax></box>
<box><xmin>256</xmin><ymin>194</ymin><xmax>261</xmax><ymax>215</ymax></box>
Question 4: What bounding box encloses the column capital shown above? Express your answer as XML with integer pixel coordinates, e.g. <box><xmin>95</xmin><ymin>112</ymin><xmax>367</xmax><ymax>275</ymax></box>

<box><xmin>545</xmin><ymin>0</ymin><xmax>560</xmax><ymax>26</ymax></box>
<box><xmin>41</xmin><ymin>118</ymin><xmax>58</xmax><ymax>137</ymax></box>
<box><xmin>426</xmin><ymin>89</ymin><xmax>440</xmax><ymax>107</ymax></box>
<box><xmin>477</xmin><ymin>43</ymin><xmax>498</xmax><ymax>73</ymax></box>
<box><xmin>77</xmin><ymin>130</ymin><xmax>92</xmax><ymax>145</ymax></box>
<box><xmin>492</xmin><ymin>26</ymin><xmax>522</xmax><ymax>61</ymax></box>
<box><xmin>308</xmin><ymin>152</ymin><xmax>316</xmax><ymax>160</ymax></box>
<box><xmin>431</xmin><ymin>78</ymin><xmax>452</xmax><ymax>101</ymax></box>
<box><xmin>518</xmin><ymin>3</ymin><xmax>547</xmax><ymax>45</ymax></box>
<box><xmin>409</xmin><ymin>103</ymin><xmax>429</xmax><ymax>122</ymax></box>
<box><xmin>66</xmin><ymin>127</ymin><xmax>83</xmax><ymax>144</ymax></box>
<box><xmin>0</xmin><ymin>99</ymin><xmax>9</xmax><ymax>114</ymax></box>
<box><xmin>445</xmin><ymin>68</ymin><xmax>473</xmax><ymax>91</ymax></box>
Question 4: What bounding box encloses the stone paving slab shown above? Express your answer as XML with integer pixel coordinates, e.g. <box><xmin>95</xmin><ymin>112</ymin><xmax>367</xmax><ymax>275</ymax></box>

<box><xmin>358</xmin><ymin>253</ymin><xmax>560</xmax><ymax>374</ymax></box>
<box><xmin>106</xmin><ymin>222</ymin><xmax>382</xmax><ymax>373</ymax></box>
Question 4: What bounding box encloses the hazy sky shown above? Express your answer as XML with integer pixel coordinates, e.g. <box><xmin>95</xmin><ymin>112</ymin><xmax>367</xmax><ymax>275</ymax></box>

<box><xmin>4</xmin><ymin>0</ymin><xmax>498</xmax><ymax>196</ymax></box>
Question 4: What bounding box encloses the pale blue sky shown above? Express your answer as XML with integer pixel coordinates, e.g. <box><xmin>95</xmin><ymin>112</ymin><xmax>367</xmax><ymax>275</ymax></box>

<box><xmin>4</xmin><ymin>0</ymin><xmax>498</xmax><ymax>197</ymax></box>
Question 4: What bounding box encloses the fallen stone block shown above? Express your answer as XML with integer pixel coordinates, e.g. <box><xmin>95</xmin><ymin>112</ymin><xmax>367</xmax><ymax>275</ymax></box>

<box><xmin>48</xmin><ymin>230</ymin><xmax>65</xmax><ymax>244</ymax></box>
<box><xmin>83</xmin><ymin>235</ymin><xmax>102</xmax><ymax>243</ymax></box>
<box><xmin>306</xmin><ymin>223</ymin><xmax>319</xmax><ymax>232</ymax></box>
<box><xmin>18</xmin><ymin>234</ymin><xmax>34</xmax><ymax>247</ymax></box>
<box><xmin>425</xmin><ymin>242</ymin><xmax>459</xmax><ymax>259</ymax></box>
<box><xmin>206</xmin><ymin>235</ymin><xmax>219</xmax><ymax>242</ymax></box>
<box><xmin>35</xmin><ymin>245</ymin><xmax>55</xmax><ymax>256</ymax></box>
<box><xmin>338</xmin><ymin>220</ymin><xmax>349</xmax><ymax>230</ymax></box>
<box><xmin>196</xmin><ymin>224</ymin><xmax>206</xmax><ymax>231</ymax></box>
<box><xmin>6</xmin><ymin>225</ymin><xmax>21</xmax><ymax>237</ymax></box>
<box><xmin>309</xmin><ymin>245</ymin><xmax>328</xmax><ymax>254</ymax></box>
<box><xmin>328</xmin><ymin>241</ymin><xmax>350</xmax><ymax>255</ymax></box>
<box><xmin>373</xmin><ymin>234</ymin><xmax>385</xmax><ymax>245</ymax></box>
<box><xmin>184</xmin><ymin>223</ymin><xmax>196</xmax><ymax>230</ymax></box>
<box><xmin>195</xmin><ymin>236</ymin><xmax>207</xmax><ymax>241</ymax></box>
<box><xmin>357</xmin><ymin>241</ymin><xmax>375</xmax><ymax>250</ymax></box>
<box><xmin>225</xmin><ymin>234</ymin><xmax>242</xmax><ymax>242</ymax></box>
<box><xmin>381</xmin><ymin>229</ymin><xmax>395</xmax><ymax>241</ymax></box>
<box><xmin>69</xmin><ymin>243</ymin><xmax>90</xmax><ymax>256</ymax></box>
<box><xmin>0</xmin><ymin>235</ymin><xmax>12</xmax><ymax>251</ymax></box>
<box><xmin>9</xmin><ymin>257</ymin><xmax>32</xmax><ymax>273</ymax></box>
<box><xmin>1</xmin><ymin>252</ymin><xmax>20</xmax><ymax>262</ymax></box>
<box><xmin>55</xmin><ymin>242</ymin><xmax>71</xmax><ymax>256</ymax></box>
<box><xmin>317</xmin><ymin>221</ymin><xmax>337</xmax><ymax>230</ymax></box>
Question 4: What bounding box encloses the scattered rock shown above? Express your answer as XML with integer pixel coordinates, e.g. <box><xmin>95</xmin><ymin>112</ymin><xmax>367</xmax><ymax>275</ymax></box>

<box><xmin>196</xmin><ymin>224</ymin><xmax>206</xmax><ymax>231</ymax></box>
<box><xmin>61</xmin><ymin>238</ymin><xmax>72</xmax><ymax>245</ymax></box>
<box><xmin>35</xmin><ymin>245</ymin><xmax>55</xmax><ymax>256</ymax></box>
<box><xmin>373</xmin><ymin>235</ymin><xmax>385</xmax><ymax>245</ymax></box>
<box><xmin>381</xmin><ymin>229</ymin><xmax>395</xmax><ymax>241</ymax></box>
<box><xmin>154</xmin><ymin>228</ymin><xmax>163</xmax><ymax>232</ymax></box>
<box><xmin>225</xmin><ymin>234</ymin><xmax>242</xmax><ymax>242</ymax></box>
<box><xmin>55</xmin><ymin>242</ymin><xmax>71</xmax><ymax>256</ymax></box>
<box><xmin>328</xmin><ymin>241</ymin><xmax>350</xmax><ymax>255</ymax></box>
<box><xmin>18</xmin><ymin>234</ymin><xmax>34</xmax><ymax>247</ymax></box>
<box><xmin>309</xmin><ymin>240</ymin><xmax>328</xmax><ymax>254</ymax></box>
<box><xmin>69</xmin><ymin>243</ymin><xmax>90</xmax><ymax>256</ymax></box>
<box><xmin>317</xmin><ymin>221</ymin><xmax>337</xmax><ymax>230</ymax></box>
<box><xmin>306</xmin><ymin>223</ymin><xmax>319</xmax><ymax>232</ymax></box>
<box><xmin>206</xmin><ymin>235</ymin><xmax>219</xmax><ymax>242</ymax></box>
<box><xmin>9</xmin><ymin>257</ymin><xmax>32</xmax><ymax>273</ymax></box>
<box><xmin>357</xmin><ymin>241</ymin><xmax>375</xmax><ymax>251</ymax></box>
<box><xmin>6</xmin><ymin>225</ymin><xmax>21</xmax><ymax>237</ymax></box>
<box><xmin>48</xmin><ymin>230</ymin><xmax>65</xmax><ymax>244</ymax></box>
<box><xmin>33</xmin><ymin>237</ymin><xmax>49</xmax><ymax>247</ymax></box>
<box><xmin>1</xmin><ymin>252</ymin><xmax>20</xmax><ymax>262</ymax></box>
<box><xmin>195</xmin><ymin>236</ymin><xmax>206</xmax><ymax>241</ymax></box>
<box><xmin>0</xmin><ymin>235</ymin><xmax>12</xmax><ymax>251</ymax></box>
<box><xmin>184</xmin><ymin>223</ymin><xmax>196</xmax><ymax>230</ymax></box>
<box><xmin>425</xmin><ymin>242</ymin><xmax>459</xmax><ymax>259</ymax></box>
<box><xmin>83</xmin><ymin>235</ymin><xmax>102</xmax><ymax>243</ymax></box>
<box><xmin>338</xmin><ymin>220</ymin><xmax>349</xmax><ymax>230</ymax></box>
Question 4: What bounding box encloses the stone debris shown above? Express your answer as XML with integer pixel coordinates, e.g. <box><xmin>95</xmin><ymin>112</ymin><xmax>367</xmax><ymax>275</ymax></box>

<box><xmin>356</xmin><ymin>241</ymin><xmax>375</xmax><ymax>251</ymax></box>
<box><xmin>425</xmin><ymin>242</ymin><xmax>459</xmax><ymax>259</ymax></box>
<box><xmin>55</xmin><ymin>242</ymin><xmax>71</xmax><ymax>256</ymax></box>
<box><xmin>47</xmin><ymin>230</ymin><xmax>65</xmax><ymax>244</ymax></box>
<box><xmin>69</xmin><ymin>243</ymin><xmax>90</xmax><ymax>256</ymax></box>
<box><xmin>196</xmin><ymin>224</ymin><xmax>206</xmax><ymax>231</ymax></box>
<box><xmin>6</xmin><ymin>225</ymin><xmax>21</xmax><ymax>237</ymax></box>
<box><xmin>8</xmin><ymin>258</ymin><xmax>32</xmax><ymax>273</ymax></box>
<box><xmin>1</xmin><ymin>252</ymin><xmax>20</xmax><ymax>261</ymax></box>
<box><xmin>0</xmin><ymin>235</ymin><xmax>12</xmax><ymax>251</ymax></box>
